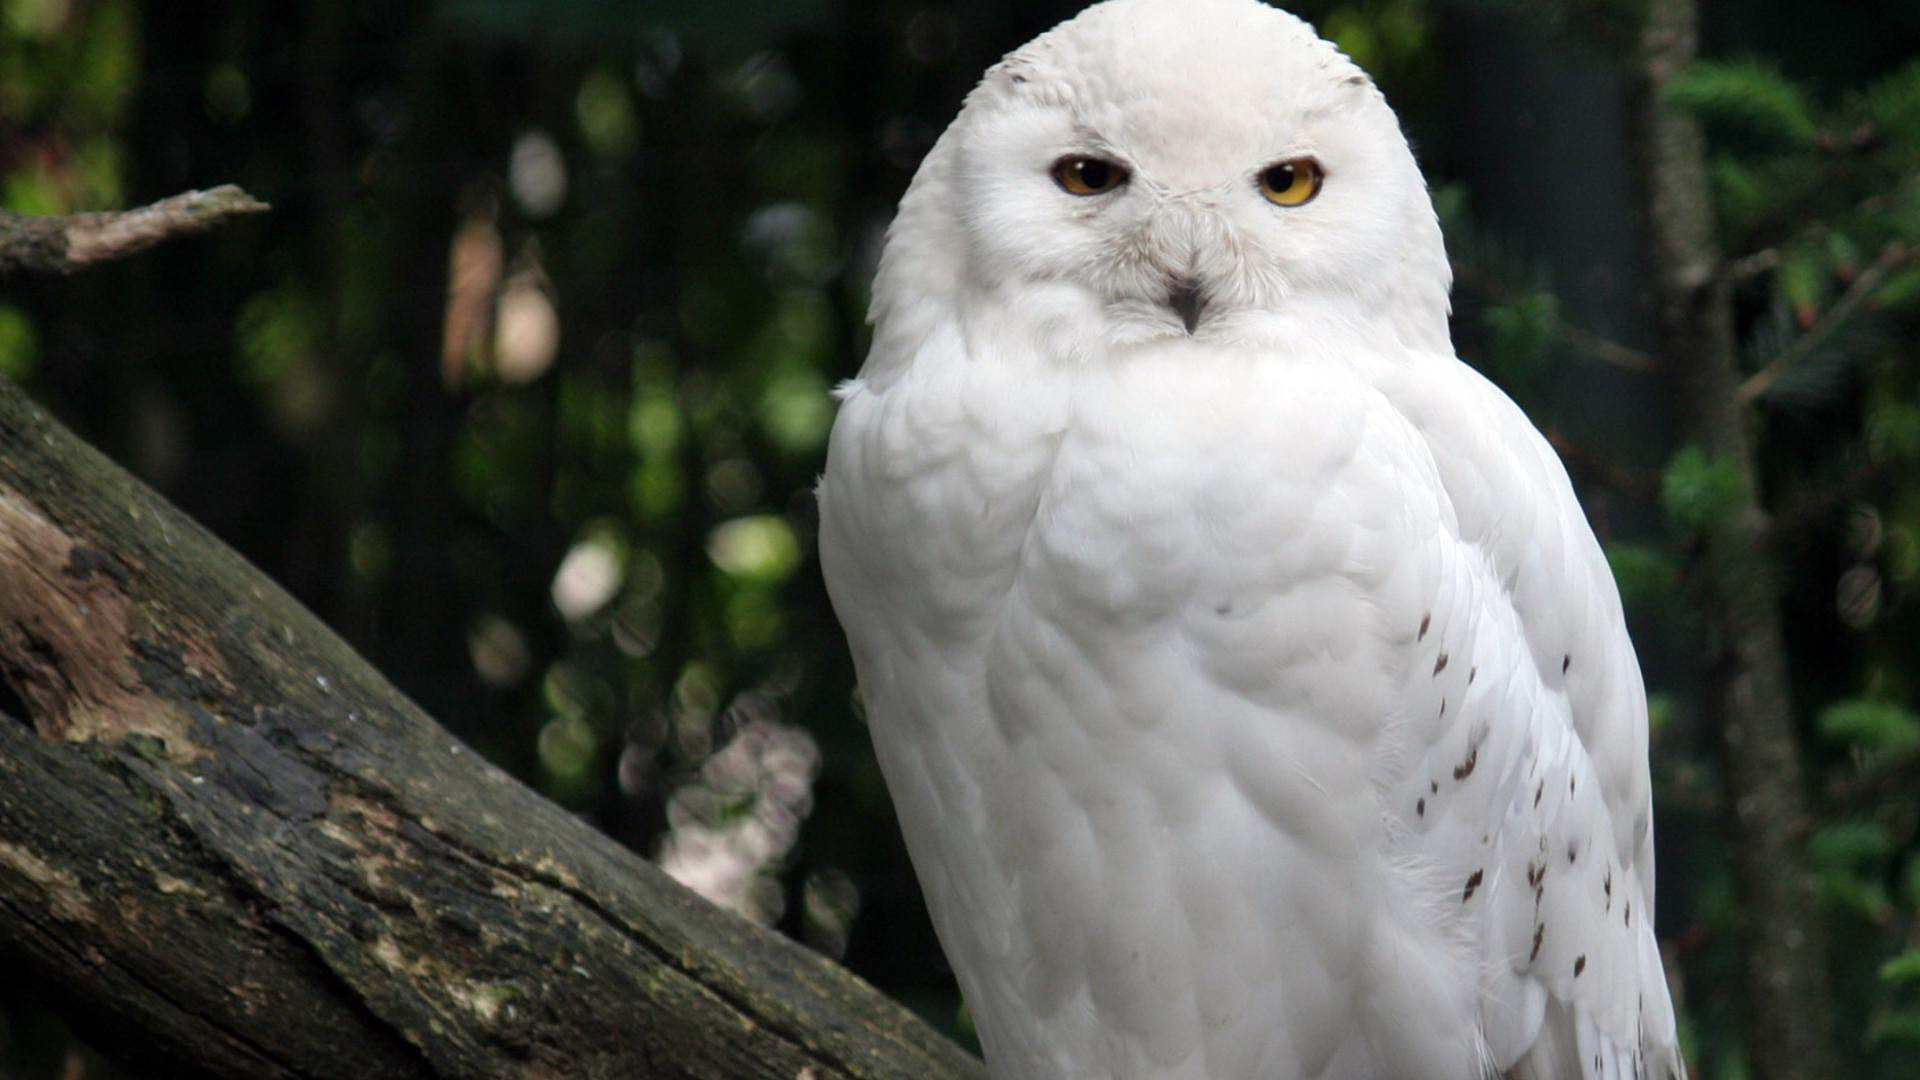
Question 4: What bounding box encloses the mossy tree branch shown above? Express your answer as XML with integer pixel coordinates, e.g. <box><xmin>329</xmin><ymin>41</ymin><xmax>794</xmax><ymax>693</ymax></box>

<box><xmin>0</xmin><ymin>367</ymin><xmax>982</xmax><ymax>1079</ymax></box>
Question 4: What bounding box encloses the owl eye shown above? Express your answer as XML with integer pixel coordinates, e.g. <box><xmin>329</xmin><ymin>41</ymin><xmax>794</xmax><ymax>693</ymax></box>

<box><xmin>1257</xmin><ymin>158</ymin><xmax>1323</xmax><ymax>207</ymax></box>
<box><xmin>1051</xmin><ymin>156</ymin><xmax>1129</xmax><ymax>196</ymax></box>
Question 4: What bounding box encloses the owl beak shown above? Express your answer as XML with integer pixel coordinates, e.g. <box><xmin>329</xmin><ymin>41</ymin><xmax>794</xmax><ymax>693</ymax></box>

<box><xmin>1168</xmin><ymin>277</ymin><xmax>1206</xmax><ymax>335</ymax></box>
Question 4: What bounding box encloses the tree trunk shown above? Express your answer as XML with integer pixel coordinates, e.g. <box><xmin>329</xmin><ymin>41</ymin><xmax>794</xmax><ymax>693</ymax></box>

<box><xmin>0</xmin><ymin>372</ymin><xmax>981</xmax><ymax>1080</ymax></box>
<box><xmin>1628</xmin><ymin>1</ymin><xmax>1839</xmax><ymax>1077</ymax></box>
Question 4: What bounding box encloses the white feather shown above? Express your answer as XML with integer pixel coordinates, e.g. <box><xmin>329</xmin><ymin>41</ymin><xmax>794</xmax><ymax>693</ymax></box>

<box><xmin>820</xmin><ymin>1</ymin><xmax>1683</xmax><ymax>1077</ymax></box>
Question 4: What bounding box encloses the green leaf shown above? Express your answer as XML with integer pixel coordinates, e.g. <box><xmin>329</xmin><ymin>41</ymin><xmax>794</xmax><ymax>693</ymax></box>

<box><xmin>0</xmin><ymin>303</ymin><xmax>37</xmax><ymax>382</ymax></box>
<box><xmin>1856</xmin><ymin>57</ymin><xmax>1920</xmax><ymax>149</ymax></box>
<box><xmin>1660</xmin><ymin>447</ymin><xmax>1746</xmax><ymax>534</ymax></box>
<box><xmin>1646</xmin><ymin>694</ymin><xmax>1676</xmax><ymax>736</ymax></box>
<box><xmin>1819</xmin><ymin>699</ymin><xmax>1920</xmax><ymax>754</ymax></box>
<box><xmin>1883</xmin><ymin>952</ymin><xmax>1920</xmax><ymax>985</ymax></box>
<box><xmin>1607</xmin><ymin>543</ymin><xmax>1678</xmax><ymax>607</ymax></box>
<box><xmin>1709</xmin><ymin>155</ymin><xmax>1766</xmax><ymax>235</ymax></box>
<box><xmin>237</xmin><ymin>290</ymin><xmax>323</xmax><ymax>385</ymax></box>
<box><xmin>1865</xmin><ymin>401</ymin><xmax>1920</xmax><ymax>460</ymax></box>
<box><xmin>1482</xmin><ymin>292</ymin><xmax>1562</xmax><ymax>381</ymax></box>
<box><xmin>1777</xmin><ymin>247</ymin><xmax>1830</xmax><ymax>327</ymax></box>
<box><xmin>1825</xmin><ymin>233</ymin><xmax>1863</xmax><ymax>276</ymax></box>
<box><xmin>1320</xmin><ymin>11</ymin><xmax>1382</xmax><ymax>78</ymax></box>
<box><xmin>1809</xmin><ymin>820</ymin><xmax>1892</xmax><ymax>868</ymax></box>
<box><xmin>1874</xmin><ymin>267</ymin><xmax>1920</xmax><ymax>312</ymax></box>
<box><xmin>1430</xmin><ymin>182</ymin><xmax>1471</xmax><ymax>233</ymax></box>
<box><xmin>707</xmin><ymin>515</ymin><xmax>800</xmax><ymax>584</ymax></box>
<box><xmin>1666</xmin><ymin>60</ymin><xmax>1819</xmax><ymax>145</ymax></box>
<box><xmin>1820</xmin><ymin>872</ymin><xmax>1892</xmax><ymax>921</ymax></box>
<box><xmin>1889</xmin><ymin>525</ymin><xmax>1920</xmax><ymax>585</ymax></box>
<box><xmin>575</xmin><ymin>66</ymin><xmax>638</xmax><ymax>159</ymax></box>
<box><xmin>758</xmin><ymin>366</ymin><xmax>832</xmax><ymax>453</ymax></box>
<box><xmin>1885</xmin><ymin>189</ymin><xmax>1920</xmax><ymax>248</ymax></box>
<box><xmin>1873</xmin><ymin>1011</ymin><xmax>1920</xmax><ymax>1046</ymax></box>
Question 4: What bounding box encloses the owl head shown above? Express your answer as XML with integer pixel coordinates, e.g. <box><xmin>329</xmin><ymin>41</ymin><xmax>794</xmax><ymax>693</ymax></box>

<box><xmin>871</xmin><ymin>0</ymin><xmax>1453</xmax><ymax>365</ymax></box>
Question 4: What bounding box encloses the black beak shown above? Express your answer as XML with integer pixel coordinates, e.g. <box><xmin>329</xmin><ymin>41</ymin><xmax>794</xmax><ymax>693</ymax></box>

<box><xmin>1169</xmin><ymin>277</ymin><xmax>1205</xmax><ymax>335</ymax></box>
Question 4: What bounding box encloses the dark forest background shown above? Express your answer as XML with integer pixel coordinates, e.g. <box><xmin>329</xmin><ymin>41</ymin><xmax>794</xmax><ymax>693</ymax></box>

<box><xmin>3</xmin><ymin>0</ymin><xmax>1920</xmax><ymax>1076</ymax></box>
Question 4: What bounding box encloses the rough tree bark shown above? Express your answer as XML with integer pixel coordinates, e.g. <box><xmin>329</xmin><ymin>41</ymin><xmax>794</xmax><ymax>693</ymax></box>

<box><xmin>0</xmin><ymin>186</ymin><xmax>268</xmax><ymax>276</ymax></box>
<box><xmin>1629</xmin><ymin>1</ymin><xmax>1840</xmax><ymax>1078</ymax></box>
<box><xmin>0</xmin><ymin>377</ymin><xmax>982</xmax><ymax>1077</ymax></box>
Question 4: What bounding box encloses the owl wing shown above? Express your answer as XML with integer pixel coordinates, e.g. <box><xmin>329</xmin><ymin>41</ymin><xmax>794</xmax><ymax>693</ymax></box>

<box><xmin>1381</xmin><ymin>360</ymin><xmax>1683</xmax><ymax>1080</ymax></box>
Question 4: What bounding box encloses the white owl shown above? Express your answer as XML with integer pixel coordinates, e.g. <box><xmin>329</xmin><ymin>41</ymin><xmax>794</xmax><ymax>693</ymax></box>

<box><xmin>817</xmin><ymin>1</ymin><xmax>1684</xmax><ymax>1077</ymax></box>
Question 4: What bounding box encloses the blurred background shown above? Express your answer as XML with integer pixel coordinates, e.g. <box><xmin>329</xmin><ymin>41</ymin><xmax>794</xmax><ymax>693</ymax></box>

<box><xmin>1</xmin><ymin>0</ymin><xmax>1918</xmax><ymax>1077</ymax></box>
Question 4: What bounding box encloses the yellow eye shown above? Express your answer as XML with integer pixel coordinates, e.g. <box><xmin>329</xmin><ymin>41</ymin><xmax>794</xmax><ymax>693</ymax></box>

<box><xmin>1258</xmin><ymin>158</ymin><xmax>1323</xmax><ymax>207</ymax></box>
<box><xmin>1052</xmin><ymin>156</ymin><xmax>1129</xmax><ymax>196</ymax></box>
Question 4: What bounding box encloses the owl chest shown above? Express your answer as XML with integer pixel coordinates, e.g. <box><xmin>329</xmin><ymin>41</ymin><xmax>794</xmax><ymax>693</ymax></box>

<box><xmin>831</xmin><ymin>357</ymin><xmax>1434</xmax><ymax>800</ymax></box>
<box><xmin>839</xmin><ymin>367</ymin><xmax>1270</xmax><ymax>643</ymax></box>
<box><xmin>854</xmin><ymin>362</ymin><xmax>1399</xmax><ymax>628</ymax></box>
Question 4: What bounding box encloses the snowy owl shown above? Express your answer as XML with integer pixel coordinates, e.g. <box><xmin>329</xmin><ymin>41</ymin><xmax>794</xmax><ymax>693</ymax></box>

<box><xmin>817</xmin><ymin>0</ymin><xmax>1684</xmax><ymax>1077</ymax></box>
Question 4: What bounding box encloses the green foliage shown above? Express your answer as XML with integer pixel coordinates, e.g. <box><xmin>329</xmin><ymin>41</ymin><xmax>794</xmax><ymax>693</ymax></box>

<box><xmin>1482</xmin><ymin>292</ymin><xmax>1562</xmax><ymax>382</ymax></box>
<box><xmin>235</xmin><ymin>289</ymin><xmax>331</xmax><ymax>436</ymax></box>
<box><xmin>1856</xmin><ymin>58</ymin><xmax>1920</xmax><ymax>151</ymax></box>
<box><xmin>1869</xmin><ymin>402</ymin><xmax>1920</xmax><ymax>461</ymax></box>
<box><xmin>1879</xmin><ymin>267</ymin><xmax>1920</xmax><ymax>314</ymax></box>
<box><xmin>1433</xmin><ymin>185</ymin><xmax>1608</xmax><ymax>386</ymax></box>
<box><xmin>1811</xmin><ymin>821</ymin><xmax>1895</xmax><ymax>922</ymax></box>
<box><xmin>1820</xmin><ymin>699</ymin><xmax>1920</xmax><ymax>756</ymax></box>
<box><xmin>707</xmin><ymin>514</ymin><xmax>800</xmax><ymax>584</ymax></box>
<box><xmin>1682</xmin><ymin>42</ymin><xmax>1920</xmax><ymax>1074</ymax></box>
<box><xmin>575</xmin><ymin>67</ymin><xmax>638</xmax><ymax>158</ymax></box>
<box><xmin>1877</xmin><ymin>1013</ymin><xmax>1920</xmax><ymax>1047</ymax></box>
<box><xmin>1607</xmin><ymin>542</ymin><xmax>1678</xmax><ymax>606</ymax></box>
<box><xmin>1812</xmin><ymin>820</ymin><xmax>1895</xmax><ymax>868</ymax></box>
<box><xmin>0</xmin><ymin>0</ymin><xmax>135</xmax><ymax>213</ymax></box>
<box><xmin>1319</xmin><ymin>0</ymin><xmax>1427</xmax><ymax>77</ymax></box>
<box><xmin>1884</xmin><ymin>953</ymin><xmax>1920</xmax><ymax>986</ymax></box>
<box><xmin>0</xmin><ymin>304</ymin><xmax>37</xmax><ymax>381</ymax></box>
<box><xmin>1708</xmin><ymin>154</ymin><xmax>1767</xmax><ymax>236</ymax></box>
<box><xmin>1776</xmin><ymin>244</ymin><xmax>1832</xmax><ymax>322</ymax></box>
<box><xmin>1660</xmin><ymin>446</ymin><xmax>1746</xmax><ymax>534</ymax></box>
<box><xmin>1646</xmin><ymin>692</ymin><xmax>1675</xmax><ymax>736</ymax></box>
<box><xmin>1667</xmin><ymin>59</ymin><xmax>1819</xmax><ymax>146</ymax></box>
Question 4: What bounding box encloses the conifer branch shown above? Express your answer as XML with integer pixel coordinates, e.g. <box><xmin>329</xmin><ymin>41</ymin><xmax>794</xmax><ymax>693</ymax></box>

<box><xmin>1564</xmin><ymin>326</ymin><xmax>1660</xmax><ymax>374</ymax></box>
<box><xmin>1544</xmin><ymin>428</ymin><xmax>1660</xmax><ymax>500</ymax></box>
<box><xmin>1736</xmin><ymin>242</ymin><xmax>1913</xmax><ymax>405</ymax></box>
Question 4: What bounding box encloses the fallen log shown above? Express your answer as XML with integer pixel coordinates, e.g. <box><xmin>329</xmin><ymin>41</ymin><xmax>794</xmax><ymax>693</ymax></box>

<box><xmin>0</xmin><ymin>372</ymin><xmax>981</xmax><ymax>1080</ymax></box>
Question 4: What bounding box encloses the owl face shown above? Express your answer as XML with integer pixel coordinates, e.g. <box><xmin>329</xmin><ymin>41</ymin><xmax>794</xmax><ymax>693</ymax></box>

<box><xmin>936</xmin><ymin>0</ymin><xmax>1450</xmax><ymax>350</ymax></box>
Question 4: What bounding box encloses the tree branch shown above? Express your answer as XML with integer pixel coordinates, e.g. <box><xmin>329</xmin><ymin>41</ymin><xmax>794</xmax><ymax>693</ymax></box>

<box><xmin>1737</xmin><ymin>242</ymin><xmax>1914</xmax><ymax>406</ymax></box>
<box><xmin>1449</xmin><ymin>259</ymin><xmax>1660</xmax><ymax>374</ymax></box>
<box><xmin>1543</xmin><ymin>428</ymin><xmax>1660</xmax><ymax>501</ymax></box>
<box><xmin>0</xmin><ymin>185</ymin><xmax>268</xmax><ymax>275</ymax></box>
<box><xmin>1562</xmin><ymin>325</ymin><xmax>1660</xmax><ymax>374</ymax></box>
<box><xmin>0</xmin><ymin>373</ymin><xmax>981</xmax><ymax>1080</ymax></box>
<box><xmin>1724</xmin><ymin>247</ymin><xmax>1781</xmax><ymax>284</ymax></box>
